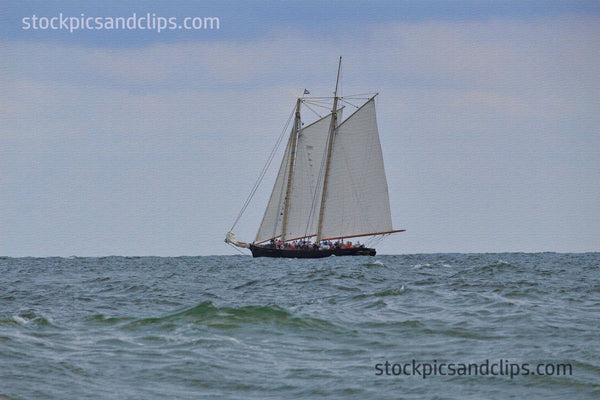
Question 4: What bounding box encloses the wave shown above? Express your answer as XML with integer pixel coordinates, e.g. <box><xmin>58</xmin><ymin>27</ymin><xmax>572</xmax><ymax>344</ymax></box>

<box><xmin>365</xmin><ymin>320</ymin><xmax>424</xmax><ymax>329</ymax></box>
<box><xmin>475</xmin><ymin>261</ymin><xmax>520</xmax><ymax>274</ymax></box>
<box><xmin>125</xmin><ymin>301</ymin><xmax>339</xmax><ymax>331</ymax></box>
<box><xmin>363</xmin><ymin>260</ymin><xmax>388</xmax><ymax>268</ymax></box>
<box><xmin>374</xmin><ymin>286</ymin><xmax>406</xmax><ymax>297</ymax></box>
<box><xmin>86</xmin><ymin>314</ymin><xmax>133</xmax><ymax>325</ymax></box>
<box><xmin>2</xmin><ymin>310</ymin><xmax>62</xmax><ymax>330</ymax></box>
<box><xmin>352</xmin><ymin>286</ymin><xmax>407</xmax><ymax>299</ymax></box>
<box><xmin>233</xmin><ymin>280</ymin><xmax>259</xmax><ymax>290</ymax></box>
<box><xmin>420</xmin><ymin>326</ymin><xmax>503</xmax><ymax>340</ymax></box>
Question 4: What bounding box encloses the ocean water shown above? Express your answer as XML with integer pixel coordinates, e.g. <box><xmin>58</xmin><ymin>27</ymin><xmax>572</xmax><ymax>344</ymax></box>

<box><xmin>0</xmin><ymin>253</ymin><xmax>598</xmax><ymax>399</ymax></box>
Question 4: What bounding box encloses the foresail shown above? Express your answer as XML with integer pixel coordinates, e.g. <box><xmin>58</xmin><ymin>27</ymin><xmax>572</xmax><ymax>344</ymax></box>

<box><xmin>284</xmin><ymin>109</ymin><xmax>344</xmax><ymax>241</ymax></box>
<box><xmin>255</xmin><ymin>132</ymin><xmax>294</xmax><ymax>243</ymax></box>
<box><xmin>320</xmin><ymin>98</ymin><xmax>394</xmax><ymax>240</ymax></box>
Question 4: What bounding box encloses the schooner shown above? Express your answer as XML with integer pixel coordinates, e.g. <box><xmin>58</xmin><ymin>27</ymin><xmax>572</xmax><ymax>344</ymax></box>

<box><xmin>226</xmin><ymin>57</ymin><xmax>404</xmax><ymax>258</ymax></box>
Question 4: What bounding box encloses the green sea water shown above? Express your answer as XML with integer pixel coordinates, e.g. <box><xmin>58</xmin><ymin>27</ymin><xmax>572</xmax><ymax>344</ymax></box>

<box><xmin>1</xmin><ymin>253</ymin><xmax>598</xmax><ymax>399</ymax></box>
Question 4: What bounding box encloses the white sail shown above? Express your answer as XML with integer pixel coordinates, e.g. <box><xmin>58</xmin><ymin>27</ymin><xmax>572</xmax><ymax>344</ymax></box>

<box><xmin>320</xmin><ymin>98</ymin><xmax>394</xmax><ymax>240</ymax></box>
<box><xmin>255</xmin><ymin>112</ymin><xmax>336</xmax><ymax>243</ymax></box>
<box><xmin>254</xmin><ymin>127</ymin><xmax>294</xmax><ymax>243</ymax></box>
<box><xmin>285</xmin><ymin>109</ymin><xmax>345</xmax><ymax>241</ymax></box>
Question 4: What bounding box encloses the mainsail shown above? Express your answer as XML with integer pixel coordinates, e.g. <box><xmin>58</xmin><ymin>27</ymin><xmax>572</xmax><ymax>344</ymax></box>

<box><xmin>320</xmin><ymin>98</ymin><xmax>393</xmax><ymax>240</ymax></box>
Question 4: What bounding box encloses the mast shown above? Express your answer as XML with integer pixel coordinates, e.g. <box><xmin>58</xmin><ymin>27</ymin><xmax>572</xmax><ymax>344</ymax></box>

<box><xmin>281</xmin><ymin>97</ymin><xmax>302</xmax><ymax>242</ymax></box>
<box><xmin>316</xmin><ymin>56</ymin><xmax>342</xmax><ymax>243</ymax></box>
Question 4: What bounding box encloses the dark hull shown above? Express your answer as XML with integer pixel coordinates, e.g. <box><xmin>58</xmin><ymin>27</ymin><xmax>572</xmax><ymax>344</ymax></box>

<box><xmin>249</xmin><ymin>244</ymin><xmax>376</xmax><ymax>258</ymax></box>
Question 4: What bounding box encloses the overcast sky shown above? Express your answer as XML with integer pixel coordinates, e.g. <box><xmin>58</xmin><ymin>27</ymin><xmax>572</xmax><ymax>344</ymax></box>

<box><xmin>1</xmin><ymin>1</ymin><xmax>599</xmax><ymax>256</ymax></box>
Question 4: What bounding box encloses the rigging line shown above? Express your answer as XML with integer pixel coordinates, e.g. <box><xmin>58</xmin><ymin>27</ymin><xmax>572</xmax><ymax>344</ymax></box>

<box><xmin>302</xmin><ymin>102</ymin><xmax>323</xmax><ymax>119</ymax></box>
<box><xmin>226</xmin><ymin>242</ymin><xmax>246</xmax><ymax>255</ymax></box>
<box><xmin>366</xmin><ymin>233</ymin><xmax>388</xmax><ymax>248</ymax></box>
<box><xmin>302</xmin><ymin>100</ymin><xmax>332</xmax><ymax>108</ymax></box>
<box><xmin>299</xmin><ymin>96</ymin><xmax>336</xmax><ymax>100</ymax></box>
<box><xmin>339</xmin><ymin>98</ymin><xmax>360</xmax><ymax>109</ymax></box>
<box><xmin>302</xmin><ymin>99</ymin><xmax>333</xmax><ymax>107</ymax></box>
<box><xmin>234</xmin><ymin>108</ymin><xmax>294</xmax><ymax>226</ymax></box>
<box><xmin>302</xmin><ymin>94</ymin><xmax>374</xmax><ymax>100</ymax></box>
<box><xmin>341</xmin><ymin>92</ymin><xmax>375</xmax><ymax>98</ymax></box>
<box><xmin>230</xmin><ymin>104</ymin><xmax>296</xmax><ymax>231</ymax></box>
<box><xmin>303</xmin><ymin>104</ymin><xmax>332</xmax><ymax>113</ymax></box>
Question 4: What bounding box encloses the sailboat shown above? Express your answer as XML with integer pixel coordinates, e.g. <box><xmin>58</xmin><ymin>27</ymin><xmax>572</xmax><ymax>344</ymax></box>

<box><xmin>226</xmin><ymin>57</ymin><xmax>404</xmax><ymax>258</ymax></box>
